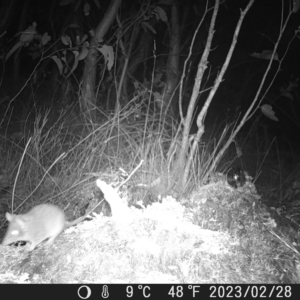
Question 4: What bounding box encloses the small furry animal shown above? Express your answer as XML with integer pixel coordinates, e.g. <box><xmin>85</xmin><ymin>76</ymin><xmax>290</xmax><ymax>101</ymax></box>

<box><xmin>1</xmin><ymin>203</ymin><xmax>100</xmax><ymax>251</ymax></box>
<box><xmin>227</xmin><ymin>166</ymin><xmax>246</xmax><ymax>188</ymax></box>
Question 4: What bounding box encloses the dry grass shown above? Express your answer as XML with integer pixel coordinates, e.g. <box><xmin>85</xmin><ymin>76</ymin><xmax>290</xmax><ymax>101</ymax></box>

<box><xmin>0</xmin><ymin>95</ymin><xmax>300</xmax><ymax>283</ymax></box>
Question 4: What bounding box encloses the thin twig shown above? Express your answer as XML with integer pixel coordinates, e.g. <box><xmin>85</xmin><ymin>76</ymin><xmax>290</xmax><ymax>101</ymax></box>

<box><xmin>11</xmin><ymin>137</ymin><xmax>32</xmax><ymax>213</ymax></box>
<box><xmin>117</xmin><ymin>160</ymin><xmax>144</xmax><ymax>189</ymax></box>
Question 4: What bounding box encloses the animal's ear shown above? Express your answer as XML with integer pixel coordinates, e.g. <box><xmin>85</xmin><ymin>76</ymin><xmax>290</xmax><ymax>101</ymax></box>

<box><xmin>5</xmin><ymin>212</ymin><xmax>13</xmax><ymax>221</ymax></box>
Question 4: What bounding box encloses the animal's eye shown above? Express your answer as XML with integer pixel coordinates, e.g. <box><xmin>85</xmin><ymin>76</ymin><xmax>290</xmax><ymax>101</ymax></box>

<box><xmin>11</xmin><ymin>230</ymin><xmax>20</xmax><ymax>236</ymax></box>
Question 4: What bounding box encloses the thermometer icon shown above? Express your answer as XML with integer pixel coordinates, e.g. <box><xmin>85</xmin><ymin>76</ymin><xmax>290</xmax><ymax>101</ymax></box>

<box><xmin>102</xmin><ymin>285</ymin><xmax>109</xmax><ymax>298</ymax></box>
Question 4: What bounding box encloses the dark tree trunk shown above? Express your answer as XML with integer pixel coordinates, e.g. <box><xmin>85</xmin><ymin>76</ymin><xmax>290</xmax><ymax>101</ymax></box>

<box><xmin>161</xmin><ymin>0</ymin><xmax>180</xmax><ymax>117</ymax></box>
<box><xmin>81</xmin><ymin>0</ymin><xmax>122</xmax><ymax>123</ymax></box>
